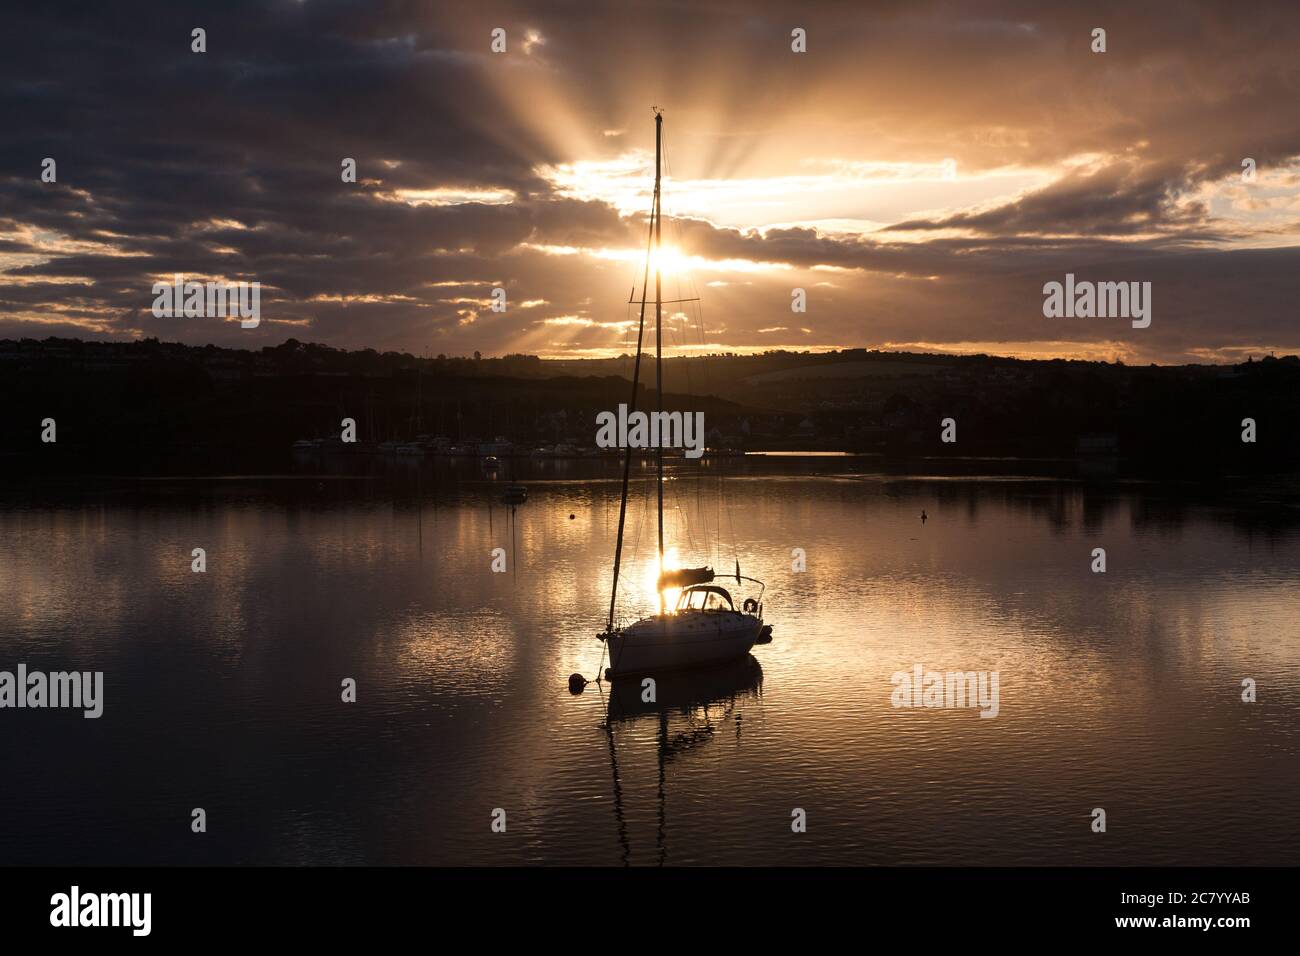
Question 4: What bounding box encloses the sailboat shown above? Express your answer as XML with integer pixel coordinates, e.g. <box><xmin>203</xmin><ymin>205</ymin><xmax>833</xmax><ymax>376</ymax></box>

<box><xmin>598</xmin><ymin>110</ymin><xmax>772</xmax><ymax>680</ymax></box>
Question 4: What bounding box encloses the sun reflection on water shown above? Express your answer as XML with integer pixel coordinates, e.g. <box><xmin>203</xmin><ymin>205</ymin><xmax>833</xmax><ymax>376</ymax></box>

<box><xmin>640</xmin><ymin>546</ymin><xmax>681</xmax><ymax>612</ymax></box>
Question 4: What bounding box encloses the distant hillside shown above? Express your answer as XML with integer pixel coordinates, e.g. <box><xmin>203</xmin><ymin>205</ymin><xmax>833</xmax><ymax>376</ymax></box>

<box><xmin>741</xmin><ymin>358</ymin><xmax>952</xmax><ymax>384</ymax></box>
<box><xmin>2</xmin><ymin>337</ymin><xmax>1298</xmax><ymax>477</ymax></box>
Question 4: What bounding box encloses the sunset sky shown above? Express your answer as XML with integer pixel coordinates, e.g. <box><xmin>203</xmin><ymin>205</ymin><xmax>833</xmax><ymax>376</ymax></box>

<box><xmin>3</xmin><ymin>0</ymin><xmax>1299</xmax><ymax>363</ymax></box>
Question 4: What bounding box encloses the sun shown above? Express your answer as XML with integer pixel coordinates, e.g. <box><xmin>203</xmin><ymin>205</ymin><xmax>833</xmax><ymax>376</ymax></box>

<box><xmin>648</xmin><ymin>243</ymin><xmax>687</xmax><ymax>278</ymax></box>
<box><xmin>642</xmin><ymin>547</ymin><xmax>682</xmax><ymax>612</ymax></box>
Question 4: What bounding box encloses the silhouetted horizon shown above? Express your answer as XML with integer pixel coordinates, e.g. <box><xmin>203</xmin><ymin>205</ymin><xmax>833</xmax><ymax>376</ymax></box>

<box><xmin>4</xmin><ymin>334</ymin><xmax>1299</xmax><ymax>478</ymax></box>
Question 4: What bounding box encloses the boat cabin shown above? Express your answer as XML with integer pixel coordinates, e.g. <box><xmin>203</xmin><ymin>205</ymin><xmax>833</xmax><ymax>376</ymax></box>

<box><xmin>675</xmin><ymin>584</ymin><xmax>736</xmax><ymax>612</ymax></box>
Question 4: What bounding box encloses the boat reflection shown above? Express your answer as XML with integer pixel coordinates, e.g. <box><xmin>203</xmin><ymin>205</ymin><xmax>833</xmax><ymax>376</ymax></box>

<box><xmin>601</xmin><ymin>655</ymin><xmax>764</xmax><ymax>865</ymax></box>
<box><xmin>605</xmin><ymin>654</ymin><xmax>764</xmax><ymax>722</ymax></box>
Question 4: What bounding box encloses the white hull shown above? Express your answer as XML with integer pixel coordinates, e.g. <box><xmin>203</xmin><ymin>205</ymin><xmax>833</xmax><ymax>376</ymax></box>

<box><xmin>605</xmin><ymin>611</ymin><xmax>760</xmax><ymax>678</ymax></box>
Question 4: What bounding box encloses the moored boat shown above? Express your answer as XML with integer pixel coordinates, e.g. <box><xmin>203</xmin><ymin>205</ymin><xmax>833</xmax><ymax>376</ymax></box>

<box><xmin>595</xmin><ymin>110</ymin><xmax>771</xmax><ymax>681</ymax></box>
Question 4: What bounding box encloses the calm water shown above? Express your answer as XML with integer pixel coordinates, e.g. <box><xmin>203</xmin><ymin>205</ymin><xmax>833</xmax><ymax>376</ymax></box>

<box><xmin>2</xmin><ymin>461</ymin><xmax>1298</xmax><ymax>865</ymax></box>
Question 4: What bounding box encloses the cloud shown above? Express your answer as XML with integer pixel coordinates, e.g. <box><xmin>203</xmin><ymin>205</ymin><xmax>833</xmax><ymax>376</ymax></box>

<box><xmin>2</xmin><ymin>0</ymin><xmax>1299</xmax><ymax>362</ymax></box>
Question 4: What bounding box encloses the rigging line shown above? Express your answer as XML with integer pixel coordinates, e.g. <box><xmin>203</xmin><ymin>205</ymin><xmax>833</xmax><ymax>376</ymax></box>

<box><xmin>621</xmin><ymin>298</ymin><xmax>633</xmax><ymax>367</ymax></box>
<box><xmin>660</xmin><ymin>123</ymin><xmax>719</xmax><ymax>557</ymax></box>
<box><xmin>631</xmin><ymin>466</ymin><xmax>652</xmax><ymax>623</ymax></box>
<box><xmin>727</xmin><ymin>450</ymin><xmax>738</xmax><ymax>561</ymax></box>
<box><xmin>682</xmin><ymin>281</ymin><xmax>720</xmax><ymax>563</ymax></box>
<box><xmin>702</xmin><ymin>302</ymin><xmax>723</xmax><ymax>566</ymax></box>
<box><xmin>660</xmin><ymin>124</ymin><xmax>692</xmax><ymax>395</ymax></box>
<box><xmin>695</xmin><ymin>444</ymin><xmax>704</xmax><ymax>563</ymax></box>
<box><xmin>606</xmin><ymin>173</ymin><xmax>659</xmax><ymax>632</ymax></box>
<box><xmin>623</xmin><ymin>451</ymin><xmax>652</xmax><ymax>620</ymax></box>
<box><xmin>654</xmin><ymin>111</ymin><xmax>665</xmax><ymax>613</ymax></box>
<box><xmin>696</xmin><ymin>299</ymin><xmax>728</xmax><ymax>561</ymax></box>
<box><xmin>675</xmin><ymin>498</ymin><xmax>697</xmax><ymax>556</ymax></box>
<box><xmin>659</xmin><ymin>125</ymin><xmax>708</xmax><ymax>570</ymax></box>
<box><xmin>720</xmin><ymin>451</ymin><xmax>732</xmax><ymax>565</ymax></box>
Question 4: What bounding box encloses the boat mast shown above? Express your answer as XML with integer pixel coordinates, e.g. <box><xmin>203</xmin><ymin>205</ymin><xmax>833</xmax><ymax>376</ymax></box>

<box><xmin>654</xmin><ymin>109</ymin><xmax>665</xmax><ymax>614</ymax></box>
<box><xmin>605</xmin><ymin>110</ymin><xmax>660</xmax><ymax>632</ymax></box>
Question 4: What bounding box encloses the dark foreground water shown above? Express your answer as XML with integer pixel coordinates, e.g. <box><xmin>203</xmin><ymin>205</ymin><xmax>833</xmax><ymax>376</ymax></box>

<box><xmin>2</xmin><ymin>459</ymin><xmax>1298</xmax><ymax>865</ymax></box>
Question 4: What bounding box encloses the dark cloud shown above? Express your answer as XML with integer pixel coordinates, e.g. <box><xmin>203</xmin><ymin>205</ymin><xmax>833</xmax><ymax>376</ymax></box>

<box><xmin>1</xmin><ymin>0</ymin><xmax>1299</xmax><ymax>361</ymax></box>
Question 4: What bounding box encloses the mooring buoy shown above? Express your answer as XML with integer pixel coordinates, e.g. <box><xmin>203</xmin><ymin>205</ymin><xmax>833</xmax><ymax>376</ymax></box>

<box><xmin>568</xmin><ymin>673</ymin><xmax>588</xmax><ymax>694</ymax></box>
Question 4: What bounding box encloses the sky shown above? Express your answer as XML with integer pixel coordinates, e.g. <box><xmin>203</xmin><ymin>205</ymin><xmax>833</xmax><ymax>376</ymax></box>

<box><xmin>2</xmin><ymin>0</ymin><xmax>1299</xmax><ymax>364</ymax></box>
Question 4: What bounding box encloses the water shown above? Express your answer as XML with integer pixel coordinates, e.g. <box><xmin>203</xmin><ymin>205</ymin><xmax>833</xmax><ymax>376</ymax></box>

<box><xmin>2</xmin><ymin>461</ymin><xmax>1298</xmax><ymax>865</ymax></box>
